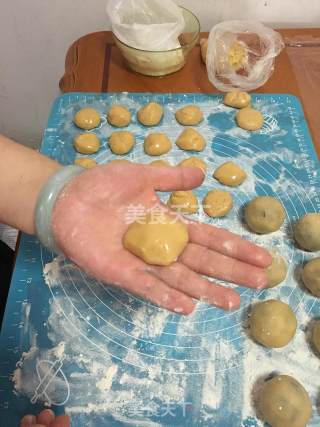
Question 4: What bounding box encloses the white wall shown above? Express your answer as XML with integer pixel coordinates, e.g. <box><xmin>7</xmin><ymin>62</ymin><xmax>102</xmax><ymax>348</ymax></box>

<box><xmin>1</xmin><ymin>0</ymin><xmax>319</xmax><ymax>147</ymax></box>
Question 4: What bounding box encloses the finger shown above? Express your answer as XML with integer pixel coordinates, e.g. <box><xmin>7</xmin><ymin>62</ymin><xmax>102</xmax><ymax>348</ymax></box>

<box><xmin>148</xmin><ymin>263</ymin><xmax>240</xmax><ymax>311</ymax></box>
<box><xmin>148</xmin><ymin>166</ymin><xmax>204</xmax><ymax>191</ymax></box>
<box><xmin>37</xmin><ymin>410</ymin><xmax>55</xmax><ymax>426</ymax></box>
<box><xmin>51</xmin><ymin>415</ymin><xmax>70</xmax><ymax>427</ymax></box>
<box><xmin>188</xmin><ymin>222</ymin><xmax>272</xmax><ymax>268</ymax></box>
<box><xmin>20</xmin><ymin>415</ymin><xmax>37</xmax><ymax>427</ymax></box>
<box><xmin>180</xmin><ymin>243</ymin><xmax>268</xmax><ymax>289</ymax></box>
<box><xmin>119</xmin><ymin>268</ymin><xmax>195</xmax><ymax>315</ymax></box>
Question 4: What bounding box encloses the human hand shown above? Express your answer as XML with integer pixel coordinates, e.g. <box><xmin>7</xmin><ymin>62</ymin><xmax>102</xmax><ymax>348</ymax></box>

<box><xmin>20</xmin><ymin>409</ymin><xmax>69</xmax><ymax>427</ymax></box>
<box><xmin>52</xmin><ymin>163</ymin><xmax>272</xmax><ymax>315</ymax></box>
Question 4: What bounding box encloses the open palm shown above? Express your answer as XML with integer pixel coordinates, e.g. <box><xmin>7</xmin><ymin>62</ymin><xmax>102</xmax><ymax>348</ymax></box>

<box><xmin>52</xmin><ymin>163</ymin><xmax>271</xmax><ymax>315</ymax></box>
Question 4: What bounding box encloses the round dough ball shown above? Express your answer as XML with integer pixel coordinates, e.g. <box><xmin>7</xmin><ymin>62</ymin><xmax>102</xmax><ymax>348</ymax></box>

<box><xmin>107</xmin><ymin>105</ymin><xmax>131</xmax><ymax>127</ymax></box>
<box><xmin>203</xmin><ymin>190</ymin><xmax>233</xmax><ymax>218</ymax></box>
<box><xmin>74</xmin><ymin>133</ymin><xmax>101</xmax><ymax>154</ymax></box>
<box><xmin>245</xmin><ymin>196</ymin><xmax>285</xmax><ymax>234</ymax></box>
<box><xmin>258</xmin><ymin>375</ymin><xmax>312</xmax><ymax>427</ymax></box>
<box><xmin>175</xmin><ymin>105</ymin><xmax>203</xmax><ymax>126</ymax></box>
<box><xmin>74</xmin><ymin>108</ymin><xmax>101</xmax><ymax>130</ymax></box>
<box><xmin>213</xmin><ymin>161</ymin><xmax>247</xmax><ymax>187</ymax></box>
<box><xmin>302</xmin><ymin>257</ymin><xmax>320</xmax><ymax>297</ymax></box>
<box><xmin>168</xmin><ymin>191</ymin><xmax>198</xmax><ymax>214</ymax></box>
<box><xmin>236</xmin><ymin>107</ymin><xmax>264</xmax><ymax>131</ymax></box>
<box><xmin>144</xmin><ymin>133</ymin><xmax>172</xmax><ymax>156</ymax></box>
<box><xmin>108</xmin><ymin>131</ymin><xmax>135</xmax><ymax>155</ymax></box>
<box><xmin>294</xmin><ymin>213</ymin><xmax>320</xmax><ymax>251</ymax></box>
<box><xmin>224</xmin><ymin>91</ymin><xmax>251</xmax><ymax>109</ymax></box>
<box><xmin>137</xmin><ymin>102</ymin><xmax>163</xmax><ymax>126</ymax></box>
<box><xmin>249</xmin><ymin>299</ymin><xmax>297</xmax><ymax>348</ymax></box>
<box><xmin>74</xmin><ymin>157</ymin><xmax>97</xmax><ymax>169</ymax></box>
<box><xmin>265</xmin><ymin>252</ymin><xmax>287</xmax><ymax>288</ymax></box>
<box><xmin>178</xmin><ymin>157</ymin><xmax>206</xmax><ymax>172</ymax></box>
<box><xmin>312</xmin><ymin>320</ymin><xmax>320</xmax><ymax>354</ymax></box>
<box><xmin>150</xmin><ymin>160</ymin><xmax>171</xmax><ymax>167</ymax></box>
<box><xmin>176</xmin><ymin>128</ymin><xmax>206</xmax><ymax>152</ymax></box>
<box><xmin>123</xmin><ymin>213</ymin><xmax>188</xmax><ymax>266</ymax></box>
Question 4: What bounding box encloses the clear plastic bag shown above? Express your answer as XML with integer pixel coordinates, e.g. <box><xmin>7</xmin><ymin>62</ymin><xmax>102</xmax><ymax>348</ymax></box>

<box><xmin>106</xmin><ymin>0</ymin><xmax>185</xmax><ymax>51</ymax></box>
<box><xmin>206</xmin><ymin>21</ymin><xmax>284</xmax><ymax>92</ymax></box>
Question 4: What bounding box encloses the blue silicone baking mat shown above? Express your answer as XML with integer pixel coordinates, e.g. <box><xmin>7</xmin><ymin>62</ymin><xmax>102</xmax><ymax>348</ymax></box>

<box><xmin>0</xmin><ymin>92</ymin><xmax>319</xmax><ymax>427</ymax></box>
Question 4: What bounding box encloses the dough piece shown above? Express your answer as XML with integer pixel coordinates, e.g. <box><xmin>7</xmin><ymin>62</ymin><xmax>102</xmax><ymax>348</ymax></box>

<box><xmin>178</xmin><ymin>157</ymin><xmax>206</xmax><ymax>172</ymax></box>
<box><xmin>107</xmin><ymin>105</ymin><xmax>131</xmax><ymax>127</ymax></box>
<box><xmin>258</xmin><ymin>375</ymin><xmax>312</xmax><ymax>427</ymax></box>
<box><xmin>236</xmin><ymin>107</ymin><xmax>264</xmax><ymax>131</ymax></box>
<box><xmin>109</xmin><ymin>131</ymin><xmax>135</xmax><ymax>155</ymax></box>
<box><xmin>302</xmin><ymin>257</ymin><xmax>320</xmax><ymax>297</ymax></box>
<box><xmin>176</xmin><ymin>128</ymin><xmax>206</xmax><ymax>152</ymax></box>
<box><xmin>200</xmin><ymin>38</ymin><xmax>208</xmax><ymax>64</ymax></box>
<box><xmin>74</xmin><ymin>108</ymin><xmax>101</xmax><ymax>130</ymax></box>
<box><xmin>312</xmin><ymin>320</ymin><xmax>320</xmax><ymax>354</ymax></box>
<box><xmin>168</xmin><ymin>191</ymin><xmax>198</xmax><ymax>214</ymax></box>
<box><xmin>245</xmin><ymin>196</ymin><xmax>285</xmax><ymax>234</ymax></box>
<box><xmin>294</xmin><ymin>213</ymin><xmax>320</xmax><ymax>251</ymax></box>
<box><xmin>123</xmin><ymin>213</ymin><xmax>188</xmax><ymax>266</ymax></box>
<box><xmin>265</xmin><ymin>252</ymin><xmax>288</xmax><ymax>288</ymax></box>
<box><xmin>137</xmin><ymin>102</ymin><xmax>163</xmax><ymax>126</ymax></box>
<box><xmin>74</xmin><ymin>158</ymin><xmax>97</xmax><ymax>169</ymax></box>
<box><xmin>224</xmin><ymin>91</ymin><xmax>251</xmax><ymax>109</ymax></box>
<box><xmin>144</xmin><ymin>133</ymin><xmax>172</xmax><ymax>156</ymax></box>
<box><xmin>109</xmin><ymin>159</ymin><xmax>131</xmax><ymax>165</ymax></box>
<box><xmin>203</xmin><ymin>190</ymin><xmax>233</xmax><ymax>218</ymax></box>
<box><xmin>175</xmin><ymin>106</ymin><xmax>203</xmax><ymax>126</ymax></box>
<box><xmin>150</xmin><ymin>160</ymin><xmax>171</xmax><ymax>167</ymax></box>
<box><xmin>249</xmin><ymin>299</ymin><xmax>297</xmax><ymax>348</ymax></box>
<box><xmin>74</xmin><ymin>134</ymin><xmax>101</xmax><ymax>154</ymax></box>
<box><xmin>213</xmin><ymin>161</ymin><xmax>247</xmax><ymax>187</ymax></box>
<box><xmin>228</xmin><ymin>41</ymin><xmax>247</xmax><ymax>70</ymax></box>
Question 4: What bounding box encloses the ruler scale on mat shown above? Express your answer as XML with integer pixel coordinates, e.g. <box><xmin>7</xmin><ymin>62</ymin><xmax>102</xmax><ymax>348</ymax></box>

<box><xmin>0</xmin><ymin>93</ymin><xmax>319</xmax><ymax>427</ymax></box>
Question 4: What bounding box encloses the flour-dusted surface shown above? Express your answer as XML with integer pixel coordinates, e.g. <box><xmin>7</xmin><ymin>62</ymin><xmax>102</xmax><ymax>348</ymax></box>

<box><xmin>0</xmin><ymin>93</ymin><xmax>320</xmax><ymax>427</ymax></box>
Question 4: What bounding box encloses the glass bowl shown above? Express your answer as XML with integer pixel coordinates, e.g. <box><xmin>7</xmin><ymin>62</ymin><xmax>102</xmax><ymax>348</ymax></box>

<box><xmin>113</xmin><ymin>6</ymin><xmax>200</xmax><ymax>77</ymax></box>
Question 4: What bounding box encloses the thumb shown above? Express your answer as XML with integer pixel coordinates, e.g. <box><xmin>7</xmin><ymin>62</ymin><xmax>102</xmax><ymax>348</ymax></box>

<box><xmin>148</xmin><ymin>166</ymin><xmax>204</xmax><ymax>191</ymax></box>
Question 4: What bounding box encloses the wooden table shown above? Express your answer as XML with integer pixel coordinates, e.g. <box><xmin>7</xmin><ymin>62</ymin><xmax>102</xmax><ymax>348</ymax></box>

<box><xmin>60</xmin><ymin>29</ymin><xmax>320</xmax><ymax>158</ymax></box>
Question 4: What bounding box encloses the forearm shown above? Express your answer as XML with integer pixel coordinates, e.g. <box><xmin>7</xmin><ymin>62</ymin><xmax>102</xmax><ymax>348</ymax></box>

<box><xmin>0</xmin><ymin>135</ymin><xmax>61</xmax><ymax>234</ymax></box>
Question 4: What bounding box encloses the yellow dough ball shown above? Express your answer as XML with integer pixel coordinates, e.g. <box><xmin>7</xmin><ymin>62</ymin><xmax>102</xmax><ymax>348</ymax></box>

<box><xmin>203</xmin><ymin>190</ymin><xmax>233</xmax><ymax>218</ymax></box>
<box><xmin>144</xmin><ymin>133</ymin><xmax>172</xmax><ymax>156</ymax></box>
<box><xmin>150</xmin><ymin>160</ymin><xmax>171</xmax><ymax>167</ymax></box>
<box><xmin>224</xmin><ymin>91</ymin><xmax>251</xmax><ymax>109</ymax></box>
<box><xmin>74</xmin><ymin>157</ymin><xmax>97</xmax><ymax>169</ymax></box>
<box><xmin>123</xmin><ymin>213</ymin><xmax>189</xmax><ymax>266</ymax></box>
<box><xmin>258</xmin><ymin>375</ymin><xmax>312</xmax><ymax>427</ymax></box>
<box><xmin>265</xmin><ymin>252</ymin><xmax>288</xmax><ymax>288</ymax></box>
<box><xmin>175</xmin><ymin>105</ymin><xmax>203</xmax><ymax>126</ymax></box>
<box><xmin>108</xmin><ymin>131</ymin><xmax>135</xmax><ymax>155</ymax></box>
<box><xmin>236</xmin><ymin>107</ymin><xmax>264</xmax><ymax>131</ymax></box>
<box><xmin>107</xmin><ymin>105</ymin><xmax>131</xmax><ymax>127</ymax></box>
<box><xmin>249</xmin><ymin>300</ymin><xmax>297</xmax><ymax>348</ymax></box>
<box><xmin>302</xmin><ymin>257</ymin><xmax>320</xmax><ymax>297</ymax></box>
<box><xmin>168</xmin><ymin>191</ymin><xmax>198</xmax><ymax>214</ymax></box>
<box><xmin>74</xmin><ymin>133</ymin><xmax>101</xmax><ymax>154</ymax></box>
<box><xmin>294</xmin><ymin>213</ymin><xmax>320</xmax><ymax>251</ymax></box>
<box><xmin>244</xmin><ymin>196</ymin><xmax>285</xmax><ymax>234</ymax></box>
<box><xmin>74</xmin><ymin>108</ymin><xmax>101</xmax><ymax>130</ymax></box>
<box><xmin>137</xmin><ymin>102</ymin><xmax>163</xmax><ymax>126</ymax></box>
<box><xmin>176</xmin><ymin>128</ymin><xmax>206</xmax><ymax>152</ymax></box>
<box><xmin>178</xmin><ymin>157</ymin><xmax>207</xmax><ymax>172</ymax></box>
<box><xmin>213</xmin><ymin>161</ymin><xmax>247</xmax><ymax>187</ymax></box>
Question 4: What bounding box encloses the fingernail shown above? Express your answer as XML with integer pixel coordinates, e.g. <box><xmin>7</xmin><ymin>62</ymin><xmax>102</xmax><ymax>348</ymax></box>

<box><xmin>20</xmin><ymin>415</ymin><xmax>36</xmax><ymax>426</ymax></box>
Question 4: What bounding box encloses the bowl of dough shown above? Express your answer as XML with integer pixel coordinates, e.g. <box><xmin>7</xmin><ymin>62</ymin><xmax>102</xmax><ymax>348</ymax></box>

<box><xmin>107</xmin><ymin>1</ymin><xmax>200</xmax><ymax>77</ymax></box>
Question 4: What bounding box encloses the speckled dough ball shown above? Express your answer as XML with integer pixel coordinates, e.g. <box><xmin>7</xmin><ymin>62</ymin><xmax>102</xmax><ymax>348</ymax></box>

<box><xmin>107</xmin><ymin>105</ymin><xmax>131</xmax><ymax>127</ymax></box>
<box><xmin>108</xmin><ymin>131</ymin><xmax>135</xmax><ymax>155</ymax></box>
<box><xmin>203</xmin><ymin>190</ymin><xmax>233</xmax><ymax>218</ymax></box>
<box><xmin>224</xmin><ymin>91</ymin><xmax>251</xmax><ymax>109</ymax></box>
<box><xmin>144</xmin><ymin>133</ymin><xmax>172</xmax><ymax>156</ymax></box>
<box><xmin>74</xmin><ymin>157</ymin><xmax>97</xmax><ymax>169</ymax></box>
<box><xmin>74</xmin><ymin>108</ymin><xmax>101</xmax><ymax>130</ymax></box>
<box><xmin>73</xmin><ymin>133</ymin><xmax>101</xmax><ymax>154</ymax></box>
<box><xmin>312</xmin><ymin>320</ymin><xmax>320</xmax><ymax>354</ymax></box>
<box><xmin>236</xmin><ymin>107</ymin><xmax>264</xmax><ymax>131</ymax></box>
<box><xmin>244</xmin><ymin>196</ymin><xmax>285</xmax><ymax>234</ymax></box>
<box><xmin>168</xmin><ymin>191</ymin><xmax>198</xmax><ymax>214</ymax></box>
<box><xmin>137</xmin><ymin>102</ymin><xmax>163</xmax><ymax>126</ymax></box>
<box><xmin>302</xmin><ymin>257</ymin><xmax>320</xmax><ymax>297</ymax></box>
<box><xmin>176</xmin><ymin>128</ymin><xmax>206</xmax><ymax>152</ymax></box>
<box><xmin>175</xmin><ymin>105</ymin><xmax>203</xmax><ymax>126</ymax></box>
<box><xmin>265</xmin><ymin>252</ymin><xmax>288</xmax><ymax>288</ymax></box>
<box><xmin>258</xmin><ymin>375</ymin><xmax>312</xmax><ymax>427</ymax></box>
<box><xmin>294</xmin><ymin>213</ymin><xmax>320</xmax><ymax>251</ymax></box>
<box><xmin>178</xmin><ymin>157</ymin><xmax>207</xmax><ymax>172</ymax></box>
<box><xmin>249</xmin><ymin>299</ymin><xmax>297</xmax><ymax>348</ymax></box>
